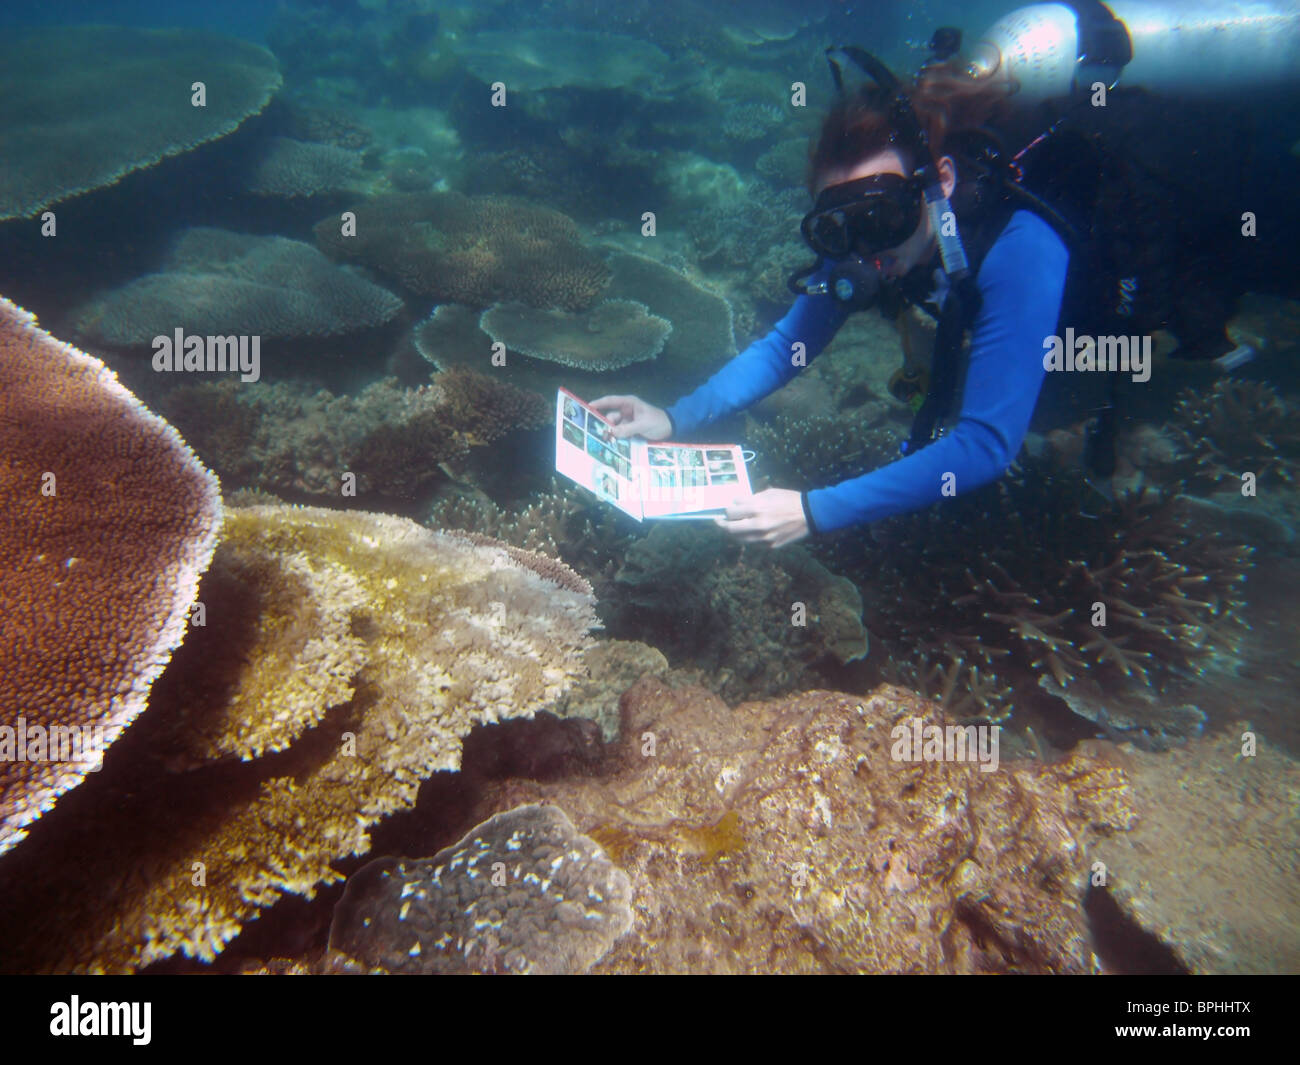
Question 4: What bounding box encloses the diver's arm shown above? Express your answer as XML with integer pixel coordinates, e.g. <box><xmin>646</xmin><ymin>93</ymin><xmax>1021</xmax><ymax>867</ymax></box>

<box><xmin>804</xmin><ymin>212</ymin><xmax>1068</xmax><ymax>533</ymax></box>
<box><xmin>664</xmin><ymin>273</ymin><xmax>848</xmax><ymax>438</ymax></box>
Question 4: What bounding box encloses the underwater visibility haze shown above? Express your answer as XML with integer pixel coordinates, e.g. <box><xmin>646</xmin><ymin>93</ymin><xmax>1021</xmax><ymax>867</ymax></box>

<box><xmin>0</xmin><ymin>0</ymin><xmax>1298</xmax><ymax>980</ymax></box>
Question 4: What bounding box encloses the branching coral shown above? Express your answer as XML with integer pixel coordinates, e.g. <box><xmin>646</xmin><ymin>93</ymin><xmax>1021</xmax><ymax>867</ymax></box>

<box><xmin>314</xmin><ymin>191</ymin><xmax>611</xmax><ymax>310</ymax></box>
<box><xmin>1167</xmin><ymin>379</ymin><xmax>1300</xmax><ymax>490</ymax></box>
<box><xmin>0</xmin><ymin>296</ymin><xmax>221</xmax><ymax>855</ymax></box>
<box><xmin>818</xmin><ymin>459</ymin><xmax>1252</xmax><ymax>726</ymax></box>
<box><xmin>747</xmin><ymin>411</ymin><xmax>901</xmax><ymax>493</ymax></box>
<box><xmin>0</xmin><ymin>506</ymin><xmax>598</xmax><ymax>972</ymax></box>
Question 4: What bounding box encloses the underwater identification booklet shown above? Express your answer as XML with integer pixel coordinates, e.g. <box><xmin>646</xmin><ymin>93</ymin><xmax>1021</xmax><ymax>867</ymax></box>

<box><xmin>556</xmin><ymin>388</ymin><xmax>753</xmax><ymax>521</ymax></box>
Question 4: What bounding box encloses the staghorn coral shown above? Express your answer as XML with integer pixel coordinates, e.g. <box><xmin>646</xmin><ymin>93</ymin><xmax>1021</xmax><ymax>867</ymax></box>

<box><xmin>0</xmin><ymin>505</ymin><xmax>598</xmax><ymax>972</ymax></box>
<box><xmin>0</xmin><ymin>27</ymin><xmax>280</xmax><ymax>220</ymax></box>
<box><xmin>1167</xmin><ymin>379</ymin><xmax>1300</xmax><ymax>490</ymax></box>
<box><xmin>465</xmin><ymin>677</ymin><xmax>1136</xmax><ymax>973</ymax></box>
<box><xmin>609</xmin><ymin>523</ymin><xmax>868</xmax><ymax>702</ymax></box>
<box><xmin>314</xmin><ymin>191</ymin><xmax>611</xmax><ymax>310</ymax></box>
<box><xmin>820</xmin><ymin>460</ymin><xmax>1252</xmax><ymax>726</ymax></box>
<box><xmin>0</xmin><ymin>296</ymin><xmax>222</xmax><ymax>856</ymax></box>
<box><xmin>479</xmin><ymin>299</ymin><xmax>671</xmax><ymax>372</ymax></box>
<box><xmin>242</xmin><ymin>136</ymin><xmax>365</xmax><ymax>198</ymax></box>
<box><xmin>72</xmin><ymin>228</ymin><xmax>403</xmax><ymax>346</ymax></box>
<box><xmin>325</xmin><ymin>804</ymin><xmax>633</xmax><ymax>974</ymax></box>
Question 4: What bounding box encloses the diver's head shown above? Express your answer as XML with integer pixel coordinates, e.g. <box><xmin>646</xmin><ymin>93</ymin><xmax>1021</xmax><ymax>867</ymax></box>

<box><xmin>807</xmin><ymin>150</ymin><xmax>957</xmax><ymax>278</ymax></box>
<box><xmin>800</xmin><ymin>58</ymin><xmax>1011</xmax><ymax>277</ymax></box>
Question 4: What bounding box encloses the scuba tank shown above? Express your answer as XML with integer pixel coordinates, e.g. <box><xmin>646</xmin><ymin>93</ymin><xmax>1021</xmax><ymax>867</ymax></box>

<box><xmin>967</xmin><ymin>1</ymin><xmax>1300</xmax><ymax>101</ymax></box>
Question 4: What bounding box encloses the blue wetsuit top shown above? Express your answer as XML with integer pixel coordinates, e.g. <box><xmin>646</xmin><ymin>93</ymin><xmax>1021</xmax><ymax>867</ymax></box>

<box><xmin>664</xmin><ymin>210</ymin><xmax>1070</xmax><ymax>534</ymax></box>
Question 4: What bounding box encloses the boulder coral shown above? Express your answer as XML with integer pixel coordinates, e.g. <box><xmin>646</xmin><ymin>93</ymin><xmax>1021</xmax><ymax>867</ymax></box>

<box><xmin>0</xmin><ymin>296</ymin><xmax>221</xmax><ymax>857</ymax></box>
<box><xmin>0</xmin><ymin>506</ymin><xmax>598</xmax><ymax>972</ymax></box>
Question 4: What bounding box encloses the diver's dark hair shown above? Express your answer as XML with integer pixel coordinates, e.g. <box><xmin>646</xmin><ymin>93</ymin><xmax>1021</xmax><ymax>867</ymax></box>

<box><xmin>806</xmin><ymin>58</ymin><xmax>1015</xmax><ymax>193</ymax></box>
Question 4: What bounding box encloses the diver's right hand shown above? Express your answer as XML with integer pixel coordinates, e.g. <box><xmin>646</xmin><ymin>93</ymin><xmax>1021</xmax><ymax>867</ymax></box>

<box><xmin>588</xmin><ymin>395</ymin><xmax>673</xmax><ymax>440</ymax></box>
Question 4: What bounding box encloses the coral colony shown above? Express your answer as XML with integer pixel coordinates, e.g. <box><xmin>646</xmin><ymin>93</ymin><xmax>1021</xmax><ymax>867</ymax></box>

<box><xmin>0</xmin><ymin>7</ymin><xmax>1295</xmax><ymax>977</ymax></box>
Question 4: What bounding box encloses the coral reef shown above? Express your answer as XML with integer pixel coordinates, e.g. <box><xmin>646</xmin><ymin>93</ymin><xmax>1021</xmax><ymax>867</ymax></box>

<box><xmin>242</xmin><ymin>136</ymin><xmax>365</xmax><ymax>198</ymax></box>
<box><xmin>428</xmin><ymin>480</ymin><xmax>636</xmax><ymax>587</ymax></box>
<box><xmin>156</xmin><ymin>377</ymin><xmax>466</xmax><ymax>501</ymax></box>
<box><xmin>72</xmin><ymin>228</ymin><xmax>403</xmax><ymax>347</ymax></box>
<box><xmin>1087</xmin><ymin>726</ymin><xmax>1300</xmax><ymax>973</ymax></box>
<box><xmin>416</xmin><ymin>251</ymin><xmax>735</xmax><ymax>410</ymax></box>
<box><xmin>0</xmin><ymin>26</ymin><xmax>280</xmax><ymax>220</ymax></box>
<box><xmin>547</xmin><ymin>640</ymin><xmax>670</xmax><ymax>742</ymax></box>
<box><xmin>0</xmin><ymin>296</ymin><xmax>222</xmax><ymax>856</ymax></box>
<box><xmin>821</xmin><ymin>461</ymin><xmax>1252</xmax><ymax>726</ymax></box>
<box><xmin>609</xmin><ymin>523</ymin><xmax>868</xmax><ymax>702</ymax></box>
<box><xmin>454</xmin><ymin>28</ymin><xmax>699</xmax><ymax>98</ymax></box>
<box><xmin>325</xmin><ymin>804</ymin><xmax>633</xmax><ymax>974</ymax></box>
<box><xmin>747</xmin><ymin>410</ymin><xmax>901</xmax><ymax>493</ymax></box>
<box><xmin>464</xmin><ymin>678</ymin><xmax>1136</xmax><ymax>973</ymax></box>
<box><xmin>0</xmin><ymin>506</ymin><xmax>598</xmax><ymax>971</ymax></box>
<box><xmin>314</xmin><ymin>191</ymin><xmax>611</xmax><ymax>310</ymax></box>
<box><xmin>479</xmin><ymin>299</ymin><xmax>671</xmax><ymax>371</ymax></box>
<box><xmin>1167</xmin><ymin>379</ymin><xmax>1300</xmax><ymax>491</ymax></box>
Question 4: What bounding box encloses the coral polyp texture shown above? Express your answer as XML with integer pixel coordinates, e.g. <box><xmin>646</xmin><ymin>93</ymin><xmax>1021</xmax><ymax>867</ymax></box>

<box><xmin>314</xmin><ymin>191</ymin><xmax>611</xmax><ymax>310</ymax></box>
<box><xmin>0</xmin><ymin>506</ymin><xmax>598</xmax><ymax>972</ymax></box>
<box><xmin>326</xmin><ymin>804</ymin><xmax>633</xmax><ymax>974</ymax></box>
<box><xmin>469</xmin><ymin>678</ymin><xmax>1136</xmax><ymax>973</ymax></box>
<box><xmin>0</xmin><ymin>296</ymin><xmax>222</xmax><ymax>856</ymax></box>
<box><xmin>0</xmin><ymin>26</ymin><xmax>280</xmax><ymax>220</ymax></box>
<box><xmin>479</xmin><ymin>299</ymin><xmax>671</xmax><ymax>371</ymax></box>
<box><xmin>241</xmin><ymin>136</ymin><xmax>365</xmax><ymax>199</ymax></box>
<box><xmin>1167</xmin><ymin>379</ymin><xmax>1300</xmax><ymax>490</ymax></box>
<box><xmin>71</xmin><ymin>228</ymin><xmax>404</xmax><ymax>346</ymax></box>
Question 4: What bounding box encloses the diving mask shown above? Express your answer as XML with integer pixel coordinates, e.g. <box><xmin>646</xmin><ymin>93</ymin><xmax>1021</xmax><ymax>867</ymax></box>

<box><xmin>800</xmin><ymin>173</ymin><xmax>925</xmax><ymax>259</ymax></box>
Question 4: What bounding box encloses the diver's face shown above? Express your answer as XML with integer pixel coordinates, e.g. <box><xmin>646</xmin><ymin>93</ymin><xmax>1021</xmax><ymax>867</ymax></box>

<box><xmin>815</xmin><ymin>150</ymin><xmax>956</xmax><ymax>278</ymax></box>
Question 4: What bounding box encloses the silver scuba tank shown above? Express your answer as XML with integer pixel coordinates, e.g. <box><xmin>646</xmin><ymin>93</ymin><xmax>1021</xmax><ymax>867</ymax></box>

<box><xmin>967</xmin><ymin>1</ymin><xmax>1300</xmax><ymax>100</ymax></box>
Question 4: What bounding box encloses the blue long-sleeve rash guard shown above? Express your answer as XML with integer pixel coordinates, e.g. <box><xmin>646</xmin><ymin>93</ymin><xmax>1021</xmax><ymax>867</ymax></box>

<box><xmin>664</xmin><ymin>210</ymin><xmax>1070</xmax><ymax>534</ymax></box>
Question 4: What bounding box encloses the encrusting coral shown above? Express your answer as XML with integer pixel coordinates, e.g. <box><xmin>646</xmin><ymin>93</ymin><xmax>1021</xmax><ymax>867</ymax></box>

<box><xmin>0</xmin><ymin>296</ymin><xmax>222</xmax><ymax>857</ymax></box>
<box><xmin>0</xmin><ymin>506</ymin><xmax>598</xmax><ymax>972</ymax></box>
<box><xmin>0</xmin><ymin>26</ymin><xmax>280</xmax><ymax>220</ymax></box>
<box><xmin>72</xmin><ymin>228</ymin><xmax>403</xmax><ymax>347</ymax></box>
<box><xmin>314</xmin><ymin>191</ymin><xmax>611</xmax><ymax>310</ymax></box>
<box><xmin>464</xmin><ymin>677</ymin><xmax>1136</xmax><ymax>973</ymax></box>
<box><xmin>325</xmin><ymin>804</ymin><xmax>633</xmax><ymax>974</ymax></box>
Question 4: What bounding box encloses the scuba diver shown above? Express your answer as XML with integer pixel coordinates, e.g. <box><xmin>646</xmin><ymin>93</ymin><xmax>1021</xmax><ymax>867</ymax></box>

<box><xmin>591</xmin><ymin>2</ymin><xmax>1300</xmax><ymax>548</ymax></box>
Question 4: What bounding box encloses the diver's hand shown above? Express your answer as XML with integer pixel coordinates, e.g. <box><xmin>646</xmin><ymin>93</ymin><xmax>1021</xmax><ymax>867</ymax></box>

<box><xmin>714</xmin><ymin>489</ymin><xmax>809</xmax><ymax>548</ymax></box>
<box><xmin>588</xmin><ymin>395</ymin><xmax>672</xmax><ymax>440</ymax></box>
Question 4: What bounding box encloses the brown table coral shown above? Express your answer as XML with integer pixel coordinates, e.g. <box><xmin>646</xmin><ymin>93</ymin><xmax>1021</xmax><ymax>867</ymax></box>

<box><xmin>0</xmin><ymin>296</ymin><xmax>221</xmax><ymax>856</ymax></box>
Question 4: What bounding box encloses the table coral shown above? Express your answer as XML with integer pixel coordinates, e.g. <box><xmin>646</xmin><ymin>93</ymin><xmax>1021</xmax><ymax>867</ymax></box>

<box><xmin>0</xmin><ymin>296</ymin><xmax>221</xmax><ymax>856</ymax></box>
<box><xmin>0</xmin><ymin>507</ymin><xmax>598</xmax><ymax>972</ymax></box>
